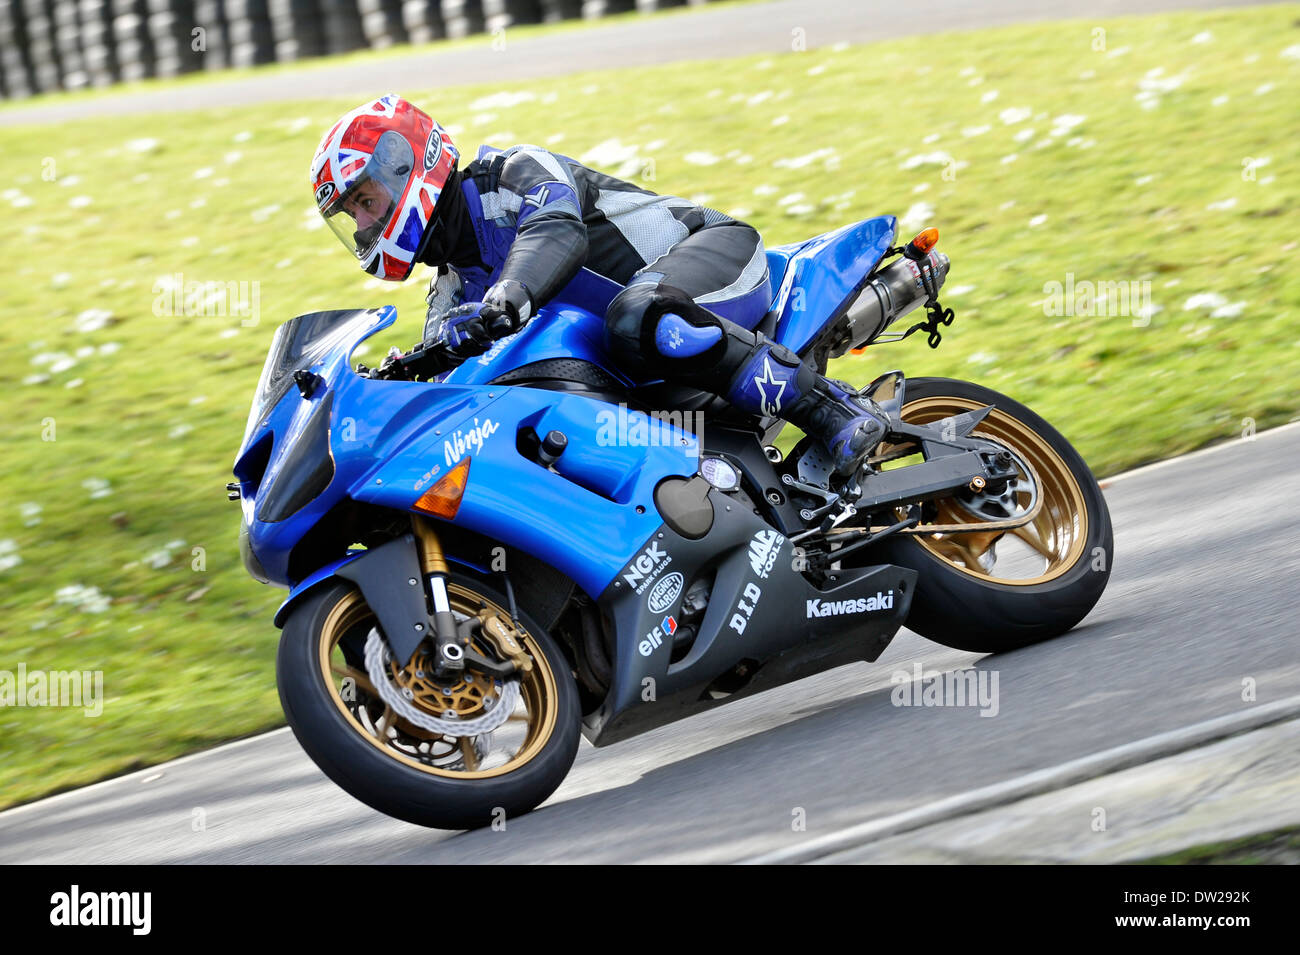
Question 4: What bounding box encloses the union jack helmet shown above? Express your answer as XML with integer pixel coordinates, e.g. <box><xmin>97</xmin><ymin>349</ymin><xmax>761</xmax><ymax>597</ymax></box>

<box><xmin>310</xmin><ymin>94</ymin><xmax>459</xmax><ymax>282</ymax></box>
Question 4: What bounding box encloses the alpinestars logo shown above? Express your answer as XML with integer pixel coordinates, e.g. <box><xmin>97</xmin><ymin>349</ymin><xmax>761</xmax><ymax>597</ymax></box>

<box><xmin>753</xmin><ymin>358</ymin><xmax>788</xmax><ymax>416</ymax></box>
<box><xmin>749</xmin><ymin>529</ymin><xmax>784</xmax><ymax>580</ymax></box>
<box><xmin>807</xmin><ymin>591</ymin><xmax>895</xmax><ymax>618</ymax></box>
<box><xmin>622</xmin><ymin>541</ymin><xmax>672</xmax><ymax>593</ymax></box>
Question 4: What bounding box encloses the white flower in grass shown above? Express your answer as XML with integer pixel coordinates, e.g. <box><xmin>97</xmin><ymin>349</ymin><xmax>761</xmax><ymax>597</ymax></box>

<box><xmin>1183</xmin><ymin>292</ymin><xmax>1228</xmax><ymax>311</ymax></box>
<box><xmin>21</xmin><ymin>502</ymin><xmax>42</xmax><ymax>526</ymax></box>
<box><xmin>775</xmin><ymin>148</ymin><xmax>837</xmax><ymax>169</ymax></box>
<box><xmin>1206</xmin><ymin>197</ymin><xmax>1237</xmax><ymax>211</ymax></box>
<box><xmin>1028</xmin><ymin>214</ymin><xmax>1048</xmax><ymax>228</ymax></box>
<box><xmin>55</xmin><ymin>584</ymin><xmax>111</xmax><ymax>612</ymax></box>
<box><xmin>1050</xmin><ymin>114</ymin><xmax>1086</xmax><ymax>135</ymax></box>
<box><xmin>900</xmin><ymin>202</ymin><xmax>936</xmax><ymax>231</ymax></box>
<box><xmin>10</xmin><ymin>194</ymin><xmax>33</xmax><ymax>208</ymax></box>
<box><xmin>169</xmin><ymin>423</ymin><xmax>193</xmax><ymax>439</ymax></box>
<box><xmin>126</xmin><ymin>138</ymin><xmax>161</xmax><ymax>153</ymax></box>
<box><xmin>777</xmin><ymin>192</ymin><xmax>806</xmax><ymax>207</ymax></box>
<box><xmin>1190</xmin><ymin>31</ymin><xmax>1213</xmax><ymax>44</ymax></box>
<box><xmin>961</xmin><ymin>125</ymin><xmax>991</xmax><ymax>137</ymax></box>
<box><xmin>468</xmin><ymin>90</ymin><xmax>536</xmax><ymax>110</ymax></box>
<box><xmin>99</xmin><ymin>342</ymin><xmax>121</xmax><ymax>355</ymax></box>
<box><xmin>753</xmin><ymin>184</ymin><xmax>778</xmax><ymax>196</ymax></box>
<box><xmin>22</xmin><ymin>374</ymin><xmax>49</xmax><ymax>385</ymax></box>
<box><xmin>946</xmin><ymin>285</ymin><xmax>976</xmax><ymax>296</ymax></box>
<box><xmin>999</xmin><ymin>107</ymin><xmax>1032</xmax><ymax>125</ymax></box>
<box><xmin>75</xmin><ymin>346</ymin><xmax>94</xmax><ymax>358</ymax></box>
<box><xmin>1211</xmin><ymin>302</ymin><xmax>1245</xmax><ymax>319</ymax></box>
<box><xmin>82</xmin><ymin>478</ymin><xmax>112</xmax><ymax>499</ymax></box>
<box><xmin>684</xmin><ymin>152</ymin><xmax>719</xmax><ymax>166</ymax></box>
<box><xmin>251</xmin><ymin>203</ymin><xmax>282</xmax><ymax>222</ymax></box>
<box><xmin>219</xmin><ymin>329</ymin><xmax>239</xmax><ymax>339</ymax></box>
<box><xmin>785</xmin><ymin>204</ymin><xmax>815</xmax><ymax>216</ymax></box>
<box><xmin>58</xmin><ymin>175</ymin><xmax>82</xmax><ymax>187</ymax></box>
<box><xmin>981</xmin><ymin>90</ymin><xmax>999</xmax><ymax>103</ymax></box>
<box><xmin>75</xmin><ymin>308</ymin><xmax>113</xmax><ymax>333</ymax></box>
<box><xmin>0</xmin><ymin>539</ymin><xmax>21</xmax><ymax>572</ymax></box>
<box><xmin>233</xmin><ymin>130</ymin><xmax>253</xmax><ymax>143</ymax></box>
<box><xmin>771</xmin><ymin>115</ymin><xmax>789</xmax><ymax>126</ymax></box>
<box><xmin>1014</xmin><ymin>128</ymin><xmax>1035</xmax><ymax>143</ymax></box>
<box><xmin>193</xmin><ymin>167</ymin><xmax>214</xmax><ymax>179</ymax></box>
<box><xmin>50</xmin><ymin>356</ymin><xmax>77</xmax><ymax>374</ymax></box>
<box><xmin>286</xmin><ymin>117</ymin><xmax>312</xmax><ymax>134</ymax></box>
<box><xmin>1001</xmin><ymin>154</ymin><xmax>1019</xmax><ymax>164</ymax></box>
<box><xmin>1282</xmin><ymin>45</ymin><xmax>1300</xmax><ymax>61</ymax></box>
<box><xmin>1254</xmin><ymin>83</ymin><xmax>1274</xmax><ymax>95</ymax></box>
<box><xmin>65</xmin><ymin>378</ymin><xmax>83</xmax><ymax>389</ymax></box>
<box><xmin>1211</xmin><ymin>95</ymin><xmax>1229</xmax><ymax>106</ymax></box>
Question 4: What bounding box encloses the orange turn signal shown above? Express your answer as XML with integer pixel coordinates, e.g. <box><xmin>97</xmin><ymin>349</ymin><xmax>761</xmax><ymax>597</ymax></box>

<box><xmin>910</xmin><ymin>227</ymin><xmax>939</xmax><ymax>255</ymax></box>
<box><xmin>413</xmin><ymin>456</ymin><xmax>471</xmax><ymax>520</ymax></box>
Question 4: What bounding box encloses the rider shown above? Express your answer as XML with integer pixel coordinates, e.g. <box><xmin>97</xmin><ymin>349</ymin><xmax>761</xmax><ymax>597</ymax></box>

<box><xmin>310</xmin><ymin>95</ymin><xmax>888</xmax><ymax>475</ymax></box>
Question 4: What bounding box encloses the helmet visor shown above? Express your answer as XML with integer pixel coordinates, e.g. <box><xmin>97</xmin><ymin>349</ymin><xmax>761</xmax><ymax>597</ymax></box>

<box><xmin>321</xmin><ymin>130</ymin><xmax>416</xmax><ymax>261</ymax></box>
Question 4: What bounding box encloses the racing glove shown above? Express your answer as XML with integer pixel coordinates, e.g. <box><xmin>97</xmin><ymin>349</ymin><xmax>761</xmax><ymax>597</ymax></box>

<box><xmin>431</xmin><ymin>280</ymin><xmax>534</xmax><ymax>358</ymax></box>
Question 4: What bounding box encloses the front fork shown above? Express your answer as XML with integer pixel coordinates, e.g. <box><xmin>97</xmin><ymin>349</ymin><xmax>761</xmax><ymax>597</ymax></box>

<box><xmin>411</xmin><ymin>516</ymin><xmax>530</xmax><ymax>681</ymax></box>
<box><xmin>412</xmin><ymin>517</ymin><xmax>466</xmax><ymax>675</ymax></box>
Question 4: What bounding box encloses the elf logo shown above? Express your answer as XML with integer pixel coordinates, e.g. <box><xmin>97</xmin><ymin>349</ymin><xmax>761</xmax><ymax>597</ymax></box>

<box><xmin>639</xmin><ymin>615</ymin><xmax>677</xmax><ymax>657</ymax></box>
<box><xmin>806</xmin><ymin>591</ymin><xmax>895</xmax><ymax>618</ymax></box>
<box><xmin>749</xmin><ymin>529</ymin><xmax>784</xmax><ymax>580</ymax></box>
<box><xmin>622</xmin><ymin>540</ymin><xmax>671</xmax><ymax>592</ymax></box>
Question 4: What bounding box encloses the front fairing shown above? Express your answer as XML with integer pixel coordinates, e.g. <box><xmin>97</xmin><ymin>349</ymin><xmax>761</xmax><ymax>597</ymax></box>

<box><xmin>233</xmin><ymin>306</ymin><xmax>500</xmax><ymax>587</ymax></box>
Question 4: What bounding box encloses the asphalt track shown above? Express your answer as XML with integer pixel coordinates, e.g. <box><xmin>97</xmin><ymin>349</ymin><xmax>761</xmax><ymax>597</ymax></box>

<box><xmin>0</xmin><ymin>0</ymin><xmax>1278</xmax><ymax>126</ymax></box>
<box><xmin>3</xmin><ymin>422</ymin><xmax>1296</xmax><ymax>863</ymax></box>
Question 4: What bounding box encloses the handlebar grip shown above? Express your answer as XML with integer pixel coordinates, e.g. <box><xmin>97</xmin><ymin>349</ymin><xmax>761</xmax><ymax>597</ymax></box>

<box><xmin>486</xmin><ymin>312</ymin><xmax>516</xmax><ymax>338</ymax></box>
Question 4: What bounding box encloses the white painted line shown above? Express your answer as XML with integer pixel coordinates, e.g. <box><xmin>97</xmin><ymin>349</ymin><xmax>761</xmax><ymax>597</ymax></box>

<box><xmin>739</xmin><ymin>696</ymin><xmax>1300</xmax><ymax>865</ymax></box>
<box><xmin>1099</xmin><ymin>419</ymin><xmax>1300</xmax><ymax>486</ymax></box>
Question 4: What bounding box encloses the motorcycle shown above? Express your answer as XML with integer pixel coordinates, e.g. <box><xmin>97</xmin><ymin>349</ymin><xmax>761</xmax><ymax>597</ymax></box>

<box><xmin>231</xmin><ymin>215</ymin><xmax>1113</xmax><ymax>829</ymax></box>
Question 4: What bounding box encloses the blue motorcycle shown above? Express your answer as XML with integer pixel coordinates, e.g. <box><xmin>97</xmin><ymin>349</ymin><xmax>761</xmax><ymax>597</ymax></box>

<box><xmin>232</xmin><ymin>217</ymin><xmax>1112</xmax><ymax>829</ymax></box>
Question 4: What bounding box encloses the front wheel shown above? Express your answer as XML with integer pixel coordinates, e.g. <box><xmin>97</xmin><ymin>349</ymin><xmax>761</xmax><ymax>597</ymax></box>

<box><xmin>867</xmin><ymin>377</ymin><xmax>1113</xmax><ymax>653</ymax></box>
<box><xmin>277</xmin><ymin>573</ymin><xmax>581</xmax><ymax>830</ymax></box>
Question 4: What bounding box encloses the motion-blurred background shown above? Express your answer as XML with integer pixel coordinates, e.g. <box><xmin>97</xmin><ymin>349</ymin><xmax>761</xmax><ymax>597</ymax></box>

<box><xmin>0</xmin><ymin>0</ymin><xmax>1296</xmax><ymax>812</ymax></box>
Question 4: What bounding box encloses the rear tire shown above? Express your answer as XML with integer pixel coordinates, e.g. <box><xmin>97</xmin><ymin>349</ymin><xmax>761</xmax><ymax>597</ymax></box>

<box><xmin>868</xmin><ymin>378</ymin><xmax>1113</xmax><ymax>652</ymax></box>
<box><xmin>277</xmin><ymin>574</ymin><xmax>581</xmax><ymax>830</ymax></box>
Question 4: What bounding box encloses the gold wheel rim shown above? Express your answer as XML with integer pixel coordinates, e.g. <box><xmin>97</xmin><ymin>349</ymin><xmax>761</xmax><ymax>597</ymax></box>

<box><xmin>898</xmin><ymin>396</ymin><xmax>1089</xmax><ymax>586</ymax></box>
<box><xmin>317</xmin><ymin>585</ymin><xmax>559</xmax><ymax>779</ymax></box>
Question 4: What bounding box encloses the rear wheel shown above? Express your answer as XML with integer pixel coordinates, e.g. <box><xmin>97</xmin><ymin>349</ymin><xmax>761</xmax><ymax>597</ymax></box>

<box><xmin>868</xmin><ymin>377</ymin><xmax>1113</xmax><ymax>652</ymax></box>
<box><xmin>277</xmin><ymin>573</ymin><xmax>581</xmax><ymax>829</ymax></box>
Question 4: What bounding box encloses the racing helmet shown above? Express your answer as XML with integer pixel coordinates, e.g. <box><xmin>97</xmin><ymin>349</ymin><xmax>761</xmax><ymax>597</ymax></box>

<box><xmin>310</xmin><ymin>94</ymin><xmax>459</xmax><ymax>282</ymax></box>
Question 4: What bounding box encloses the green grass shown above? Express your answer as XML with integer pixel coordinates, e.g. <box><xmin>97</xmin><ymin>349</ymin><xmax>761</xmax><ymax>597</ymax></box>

<box><xmin>1</xmin><ymin>5</ymin><xmax>1298</xmax><ymax>809</ymax></box>
<box><xmin>1138</xmin><ymin>824</ymin><xmax>1300</xmax><ymax>864</ymax></box>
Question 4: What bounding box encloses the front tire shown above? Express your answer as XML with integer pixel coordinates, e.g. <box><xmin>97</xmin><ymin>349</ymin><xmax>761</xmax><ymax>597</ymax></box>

<box><xmin>869</xmin><ymin>377</ymin><xmax>1113</xmax><ymax>652</ymax></box>
<box><xmin>277</xmin><ymin>574</ymin><xmax>581</xmax><ymax>830</ymax></box>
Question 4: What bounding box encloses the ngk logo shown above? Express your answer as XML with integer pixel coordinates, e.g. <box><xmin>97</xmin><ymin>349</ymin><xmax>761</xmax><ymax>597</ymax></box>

<box><xmin>622</xmin><ymin>541</ymin><xmax>671</xmax><ymax>592</ymax></box>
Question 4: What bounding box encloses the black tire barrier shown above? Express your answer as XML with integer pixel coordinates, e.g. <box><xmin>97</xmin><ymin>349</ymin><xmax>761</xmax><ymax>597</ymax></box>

<box><xmin>401</xmin><ymin>0</ymin><xmax>442</xmax><ymax>44</ymax></box>
<box><xmin>2</xmin><ymin>0</ymin><xmax>721</xmax><ymax>95</ymax></box>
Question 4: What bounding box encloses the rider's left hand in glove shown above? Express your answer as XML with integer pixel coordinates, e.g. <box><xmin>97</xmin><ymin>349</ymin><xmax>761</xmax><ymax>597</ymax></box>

<box><xmin>431</xmin><ymin>280</ymin><xmax>534</xmax><ymax>358</ymax></box>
